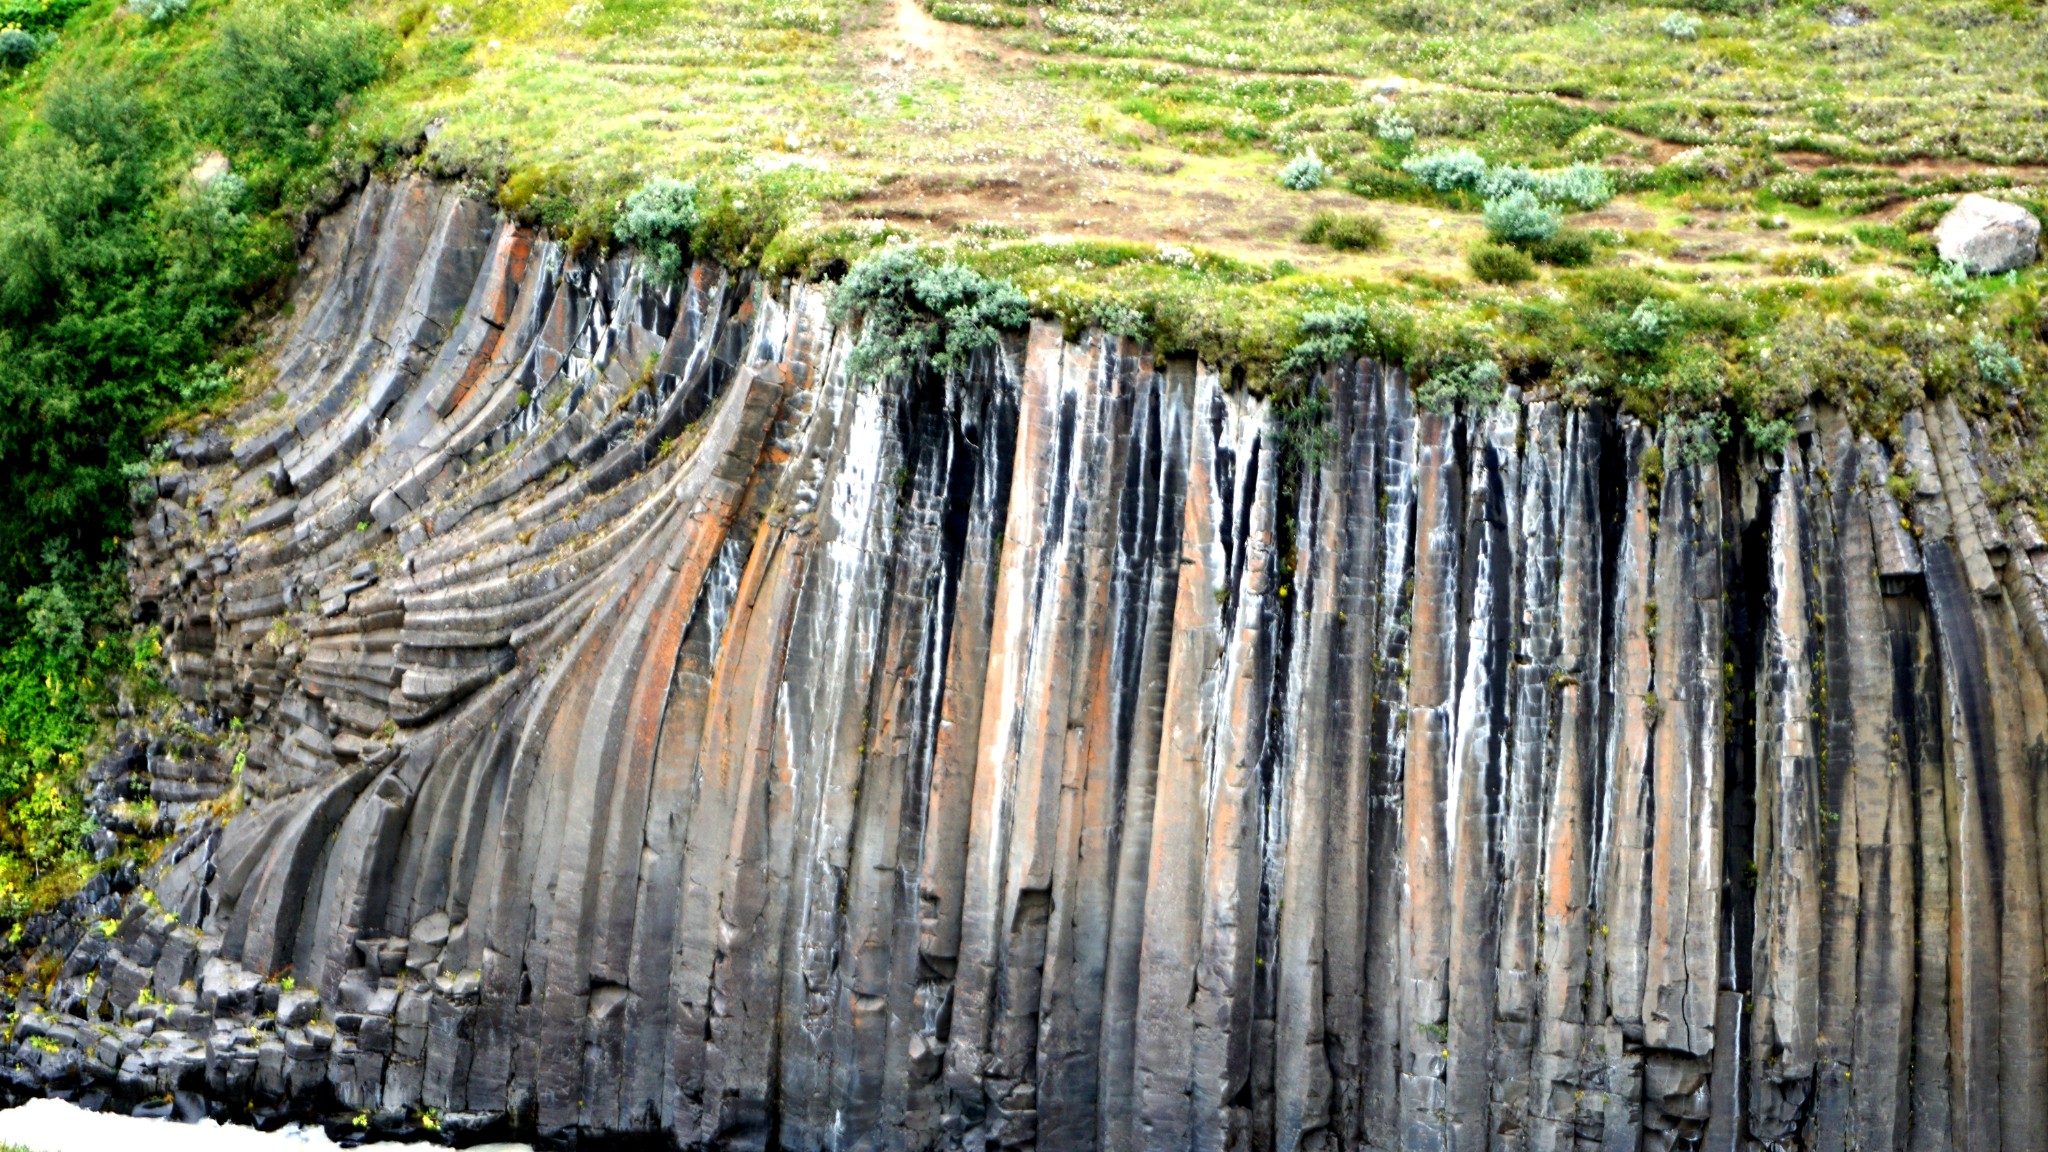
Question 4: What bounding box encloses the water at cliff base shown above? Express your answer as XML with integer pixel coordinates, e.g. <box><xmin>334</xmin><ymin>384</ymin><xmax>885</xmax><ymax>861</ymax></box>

<box><xmin>0</xmin><ymin>1097</ymin><xmax>533</xmax><ymax>1151</ymax></box>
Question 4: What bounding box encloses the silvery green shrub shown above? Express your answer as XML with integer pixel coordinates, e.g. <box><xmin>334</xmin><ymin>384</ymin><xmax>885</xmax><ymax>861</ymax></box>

<box><xmin>129</xmin><ymin>0</ymin><xmax>191</xmax><ymax>24</ymax></box>
<box><xmin>1483</xmin><ymin>190</ymin><xmax>1560</xmax><ymax>244</ymax></box>
<box><xmin>1403</xmin><ymin>147</ymin><xmax>1488</xmax><ymax>192</ymax></box>
<box><xmin>1279</xmin><ymin>151</ymin><xmax>1328</xmax><ymax>191</ymax></box>
<box><xmin>1477</xmin><ymin>164</ymin><xmax>1537</xmax><ymax>200</ymax></box>
<box><xmin>1538</xmin><ymin>162</ymin><xmax>1614</xmax><ymax>209</ymax></box>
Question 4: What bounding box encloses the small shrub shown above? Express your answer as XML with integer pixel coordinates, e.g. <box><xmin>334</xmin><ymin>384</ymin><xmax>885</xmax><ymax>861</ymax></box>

<box><xmin>1483</xmin><ymin>190</ymin><xmax>1560</xmax><ymax>245</ymax></box>
<box><xmin>1345</xmin><ymin>162</ymin><xmax>1426</xmax><ymax>201</ymax></box>
<box><xmin>0</xmin><ymin>28</ymin><xmax>38</xmax><ymax>67</ymax></box>
<box><xmin>1527</xmin><ymin>227</ymin><xmax>1596</xmax><ymax>266</ymax></box>
<box><xmin>1747</xmin><ymin>416</ymin><xmax>1795</xmax><ymax>456</ymax></box>
<box><xmin>1300</xmin><ymin>211</ymin><xmax>1386</xmax><ymax>252</ymax></box>
<box><xmin>1766</xmin><ymin>174</ymin><xmax>1824</xmax><ymax>208</ymax></box>
<box><xmin>1403</xmin><ymin>147</ymin><xmax>1488</xmax><ymax>193</ymax></box>
<box><xmin>128</xmin><ymin>0</ymin><xmax>189</xmax><ymax>23</ymax></box>
<box><xmin>1602</xmin><ymin>297</ymin><xmax>1683</xmax><ymax>358</ymax></box>
<box><xmin>1279</xmin><ymin>151</ymin><xmax>1328</xmax><ymax>191</ymax></box>
<box><xmin>1477</xmin><ymin>163</ymin><xmax>1537</xmax><ymax>201</ymax></box>
<box><xmin>1669</xmin><ymin>410</ymin><xmax>1729</xmax><ymax>465</ymax></box>
<box><xmin>1973</xmin><ymin>331</ymin><xmax>2024</xmax><ymax>390</ymax></box>
<box><xmin>614</xmin><ymin>177</ymin><xmax>700</xmax><ymax>285</ymax></box>
<box><xmin>1417</xmin><ymin>357</ymin><xmax>1506</xmax><ymax>413</ymax></box>
<box><xmin>830</xmin><ymin>247</ymin><xmax>1029</xmax><ymax>383</ymax></box>
<box><xmin>1271</xmin><ymin>385</ymin><xmax>1334</xmax><ymax>469</ymax></box>
<box><xmin>1769</xmin><ymin>251</ymin><xmax>1839</xmax><ymax>278</ymax></box>
<box><xmin>1279</xmin><ymin>302</ymin><xmax>1417</xmax><ymax>378</ymax></box>
<box><xmin>1540</xmin><ymin>163</ymin><xmax>1614</xmax><ymax>209</ymax></box>
<box><xmin>1850</xmin><ymin>223</ymin><xmax>1919</xmax><ymax>254</ymax></box>
<box><xmin>1661</xmin><ymin>11</ymin><xmax>1699</xmax><ymax>39</ymax></box>
<box><xmin>1467</xmin><ymin>241</ymin><xmax>1535</xmax><ymax>284</ymax></box>
<box><xmin>689</xmin><ymin>181</ymin><xmax>798</xmax><ymax>269</ymax></box>
<box><xmin>1375</xmin><ymin>109</ymin><xmax>1415</xmax><ymax>162</ymax></box>
<box><xmin>0</xmin><ymin>0</ymin><xmax>87</xmax><ymax>32</ymax></box>
<box><xmin>1567</xmin><ymin>125</ymin><xmax>1632</xmax><ymax>161</ymax></box>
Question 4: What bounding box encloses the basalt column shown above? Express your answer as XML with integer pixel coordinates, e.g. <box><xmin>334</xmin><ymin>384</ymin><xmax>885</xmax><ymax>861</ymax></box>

<box><xmin>32</xmin><ymin>181</ymin><xmax>2047</xmax><ymax>1152</ymax></box>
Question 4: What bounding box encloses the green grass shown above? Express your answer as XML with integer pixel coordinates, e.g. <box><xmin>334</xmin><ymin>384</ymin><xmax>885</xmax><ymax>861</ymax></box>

<box><xmin>981</xmin><ymin>0</ymin><xmax>2048</xmax><ymax>165</ymax></box>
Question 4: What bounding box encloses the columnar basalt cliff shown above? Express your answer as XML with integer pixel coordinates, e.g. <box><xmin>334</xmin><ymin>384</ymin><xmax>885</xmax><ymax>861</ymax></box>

<box><xmin>21</xmin><ymin>178</ymin><xmax>2048</xmax><ymax>1152</ymax></box>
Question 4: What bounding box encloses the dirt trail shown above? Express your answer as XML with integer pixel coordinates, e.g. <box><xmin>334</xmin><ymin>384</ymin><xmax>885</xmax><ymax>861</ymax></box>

<box><xmin>864</xmin><ymin>0</ymin><xmax>982</xmax><ymax>72</ymax></box>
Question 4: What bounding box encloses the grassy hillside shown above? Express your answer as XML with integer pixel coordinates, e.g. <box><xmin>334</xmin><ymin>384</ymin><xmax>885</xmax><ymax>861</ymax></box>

<box><xmin>333</xmin><ymin>0</ymin><xmax>2047</xmax><ymax>441</ymax></box>
<box><xmin>0</xmin><ymin>0</ymin><xmax>388</xmax><ymax>915</ymax></box>
<box><xmin>0</xmin><ymin>0</ymin><xmax>2043</xmax><ymax>921</ymax></box>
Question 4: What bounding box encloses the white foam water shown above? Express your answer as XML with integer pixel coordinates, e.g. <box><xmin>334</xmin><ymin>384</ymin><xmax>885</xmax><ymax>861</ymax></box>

<box><xmin>0</xmin><ymin>1097</ymin><xmax>533</xmax><ymax>1152</ymax></box>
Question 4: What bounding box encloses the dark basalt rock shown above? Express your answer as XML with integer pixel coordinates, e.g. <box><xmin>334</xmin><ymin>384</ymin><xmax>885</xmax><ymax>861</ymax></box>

<box><xmin>6</xmin><ymin>177</ymin><xmax>2048</xmax><ymax>1152</ymax></box>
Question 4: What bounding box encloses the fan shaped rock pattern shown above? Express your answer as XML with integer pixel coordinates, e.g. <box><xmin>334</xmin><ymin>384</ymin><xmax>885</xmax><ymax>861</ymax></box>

<box><xmin>45</xmin><ymin>179</ymin><xmax>2048</xmax><ymax>1151</ymax></box>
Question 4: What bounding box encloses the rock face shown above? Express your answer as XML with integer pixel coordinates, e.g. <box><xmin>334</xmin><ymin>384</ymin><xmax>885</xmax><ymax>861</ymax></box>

<box><xmin>1935</xmin><ymin>193</ymin><xmax>2040</xmax><ymax>274</ymax></box>
<box><xmin>19</xmin><ymin>178</ymin><xmax>2048</xmax><ymax>1151</ymax></box>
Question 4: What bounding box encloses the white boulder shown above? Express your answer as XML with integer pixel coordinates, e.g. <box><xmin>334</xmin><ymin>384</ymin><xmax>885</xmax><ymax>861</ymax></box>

<box><xmin>1935</xmin><ymin>193</ymin><xmax>2040</xmax><ymax>275</ymax></box>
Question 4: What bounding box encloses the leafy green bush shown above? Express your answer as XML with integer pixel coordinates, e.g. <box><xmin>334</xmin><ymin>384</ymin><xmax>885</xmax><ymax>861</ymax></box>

<box><xmin>830</xmin><ymin>247</ymin><xmax>1030</xmax><ymax>383</ymax></box>
<box><xmin>1477</xmin><ymin>164</ymin><xmax>1536</xmax><ymax>201</ymax></box>
<box><xmin>1344</xmin><ymin>161</ymin><xmax>1426</xmax><ymax>201</ymax></box>
<box><xmin>0</xmin><ymin>0</ymin><xmax>85</xmax><ymax>33</ymax></box>
<box><xmin>1374</xmin><ymin>109</ymin><xmax>1414</xmax><ymax>161</ymax></box>
<box><xmin>187</xmin><ymin>1</ymin><xmax>393</xmax><ymax>198</ymax></box>
<box><xmin>1527</xmin><ymin>226</ymin><xmax>1596</xmax><ymax>266</ymax></box>
<box><xmin>1467</xmin><ymin>240</ymin><xmax>1535</xmax><ymax>283</ymax></box>
<box><xmin>1477</xmin><ymin>161</ymin><xmax>1613</xmax><ymax>209</ymax></box>
<box><xmin>1483</xmin><ymin>189</ymin><xmax>1560</xmax><ymax>244</ymax></box>
<box><xmin>1300</xmin><ymin>210</ymin><xmax>1386</xmax><ymax>252</ymax></box>
<box><xmin>1539</xmin><ymin>163</ymin><xmax>1614</xmax><ymax>209</ymax></box>
<box><xmin>1416</xmin><ymin>356</ymin><xmax>1505</xmax><ymax>413</ymax></box>
<box><xmin>1404</xmin><ymin>148</ymin><xmax>1612</xmax><ymax>212</ymax></box>
<box><xmin>0</xmin><ymin>557</ymin><xmax>155</xmax><ymax>912</ymax></box>
<box><xmin>614</xmin><ymin>177</ymin><xmax>700</xmax><ymax>285</ymax></box>
<box><xmin>1748</xmin><ymin>416</ymin><xmax>1794</xmax><ymax>456</ymax></box>
<box><xmin>689</xmin><ymin>179</ymin><xmax>801</xmax><ymax>269</ymax></box>
<box><xmin>1270</xmin><ymin>384</ymin><xmax>1334</xmax><ymax>468</ymax></box>
<box><xmin>1668</xmin><ymin>410</ymin><xmax>1728</xmax><ymax>464</ymax></box>
<box><xmin>0</xmin><ymin>28</ymin><xmax>39</xmax><ymax>67</ymax></box>
<box><xmin>0</xmin><ymin>0</ymin><xmax>389</xmax><ymax>922</ymax></box>
<box><xmin>1599</xmin><ymin>296</ymin><xmax>1683</xmax><ymax>358</ymax></box>
<box><xmin>1279</xmin><ymin>301</ymin><xmax>1416</xmax><ymax>378</ymax></box>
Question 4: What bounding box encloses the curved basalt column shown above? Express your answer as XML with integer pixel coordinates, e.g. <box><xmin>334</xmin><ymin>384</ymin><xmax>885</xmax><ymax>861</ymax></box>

<box><xmin>35</xmin><ymin>179</ymin><xmax>2048</xmax><ymax>1151</ymax></box>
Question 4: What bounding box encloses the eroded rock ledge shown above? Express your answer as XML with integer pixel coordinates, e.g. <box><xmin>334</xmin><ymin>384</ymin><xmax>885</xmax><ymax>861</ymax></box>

<box><xmin>12</xmin><ymin>177</ymin><xmax>2048</xmax><ymax>1151</ymax></box>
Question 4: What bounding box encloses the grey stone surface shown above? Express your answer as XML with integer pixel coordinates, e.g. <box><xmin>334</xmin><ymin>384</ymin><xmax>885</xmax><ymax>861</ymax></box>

<box><xmin>1935</xmin><ymin>193</ymin><xmax>2041</xmax><ymax>274</ymax></box>
<box><xmin>11</xmin><ymin>178</ymin><xmax>2047</xmax><ymax>1152</ymax></box>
